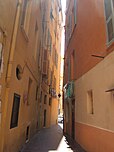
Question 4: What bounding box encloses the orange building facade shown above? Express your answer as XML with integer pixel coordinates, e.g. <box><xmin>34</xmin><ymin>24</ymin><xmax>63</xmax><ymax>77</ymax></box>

<box><xmin>38</xmin><ymin>0</ymin><xmax>63</xmax><ymax>129</ymax></box>
<box><xmin>64</xmin><ymin>0</ymin><xmax>114</xmax><ymax>152</ymax></box>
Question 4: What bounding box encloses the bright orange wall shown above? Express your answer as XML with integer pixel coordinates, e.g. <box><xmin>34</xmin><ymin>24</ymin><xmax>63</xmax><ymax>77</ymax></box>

<box><xmin>65</xmin><ymin>0</ymin><xmax>108</xmax><ymax>81</ymax></box>
<box><xmin>76</xmin><ymin>122</ymin><xmax>114</xmax><ymax>152</ymax></box>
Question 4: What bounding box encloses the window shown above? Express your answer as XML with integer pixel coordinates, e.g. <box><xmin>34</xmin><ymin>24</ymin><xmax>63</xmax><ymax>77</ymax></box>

<box><xmin>49</xmin><ymin>98</ymin><xmax>52</xmax><ymax>106</ymax></box>
<box><xmin>42</xmin><ymin>49</ymin><xmax>48</xmax><ymax>76</ymax></box>
<box><xmin>47</xmin><ymin>29</ymin><xmax>52</xmax><ymax>53</ymax></box>
<box><xmin>69</xmin><ymin>15</ymin><xmax>72</xmax><ymax>37</ymax></box>
<box><xmin>53</xmin><ymin>76</ymin><xmax>56</xmax><ymax>89</ymax></box>
<box><xmin>0</xmin><ymin>28</ymin><xmax>4</xmax><ymax>71</ymax></box>
<box><xmin>21</xmin><ymin>0</ymin><xmax>32</xmax><ymax>35</ymax></box>
<box><xmin>50</xmin><ymin>71</ymin><xmax>53</xmax><ymax>86</ymax></box>
<box><xmin>66</xmin><ymin>14</ymin><xmax>72</xmax><ymax>48</ymax></box>
<box><xmin>71</xmin><ymin>50</ymin><xmax>75</xmax><ymax>80</ymax></box>
<box><xmin>50</xmin><ymin>5</ymin><xmax>54</xmax><ymax>21</ymax></box>
<box><xmin>40</xmin><ymin>91</ymin><xmax>42</xmax><ymax>103</ymax></box>
<box><xmin>16</xmin><ymin>65</ymin><xmax>23</xmax><ymax>80</ymax></box>
<box><xmin>55</xmin><ymin>51</ymin><xmax>58</xmax><ymax>68</ymax></box>
<box><xmin>104</xmin><ymin>0</ymin><xmax>114</xmax><ymax>43</ymax></box>
<box><xmin>36</xmin><ymin>86</ymin><xmax>38</xmax><ymax>100</ymax></box>
<box><xmin>43</xmin><ymin>109</ymin><xmax>46</xmax><ymax>127</ymax></box>
<box><xmin>26</xmin><ymin>125</ymin><xmax>30</xmax><ymax>142</ymax></box>
<box><xmin>87</xmin><ymin>90</ymin><xmax>94</xmax><ymax>114</ymax></box>
<box><xmin>0</xmin><ymin>43</ymin><xmax>3</xmax><ymax>70</ymax></box>
<box><xmin>44</xmin><ymin>95</ymin><xmax>47</xmax><ymax>104</ymax></box>
<box><xmin>42</xmin><ymin>9</ymin><xmax>45</xmax><ymax>33</ymax></box>
<box><xmin>34</xmin><ymin>22</ymin><xmax>39</xmax><ymax>60</ymax></box>
<box><xmin>10</xmin><ymin>94</ymin><xmax>20</xmax><ymax>129</ymax></box>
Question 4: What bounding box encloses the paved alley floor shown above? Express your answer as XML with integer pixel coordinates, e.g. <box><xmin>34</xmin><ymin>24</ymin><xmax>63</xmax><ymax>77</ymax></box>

<box><xmin>21</xmin><ymin>124</ymin><xmax>86</xmax><ymax>152</ymax></box>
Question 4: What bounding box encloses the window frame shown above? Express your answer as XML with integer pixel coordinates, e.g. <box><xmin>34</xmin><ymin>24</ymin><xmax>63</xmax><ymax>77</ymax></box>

<box><xmin>44</xmin><ymin>95</ymin><xmax>47</xmax><ymax>104</ymax></box>
<box><xmin>87</xmin><ymin>90</ymin><xmax>94</xmax><ymax>115</ymax></box>
<box><xmin>21</xmin><ymin>0</ymin><xmax>32</xmax><ymax>38</ymax></box>
<box><xmin>104</xmin><ymin>0</ymin><xmax>114</xmax><ymax>45</ymax></box>
<box><xmin>10</xmin><ymin>93</ymin><xmax>21</xmax><ymax>129</ymax></box>
<box><xmin>0</xmin><ymin>28</ymin><xmax>5</xmax><ymax>73</ymax></box>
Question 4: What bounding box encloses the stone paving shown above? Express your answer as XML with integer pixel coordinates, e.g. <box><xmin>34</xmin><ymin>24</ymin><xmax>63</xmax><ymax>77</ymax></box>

<box><xmin>21</xmin><ymin>124</ymin><xmax>86</xmax><ymax>152</ymax></box>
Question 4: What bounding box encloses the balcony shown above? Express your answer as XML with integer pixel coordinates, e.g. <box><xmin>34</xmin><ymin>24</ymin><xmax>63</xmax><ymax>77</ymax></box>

<box><xmin>64</xmin><ymin>81</ymin><xmax>75</xmax><ymax>100</ymax></box>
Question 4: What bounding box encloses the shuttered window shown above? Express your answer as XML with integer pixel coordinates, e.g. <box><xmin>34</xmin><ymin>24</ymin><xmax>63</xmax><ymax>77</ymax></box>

<box><xmin>104</xmin><ymin>0</ymin><xmax>114</xmax><ymax>43</ymax></box>
<box><xmin>42</xmin><ymin>50</ymin><xmax>48</xmax><ymax>75</ymax></box>
<box><xmin>21</xmin><ymin>0</ymin><xmax>32</xmax><ymax>35</ymax></box>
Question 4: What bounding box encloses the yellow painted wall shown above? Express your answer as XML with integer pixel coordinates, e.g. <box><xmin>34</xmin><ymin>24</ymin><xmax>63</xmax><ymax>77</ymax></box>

<box><xmin>41</xmin><ymin>0</ymin><xmax>62</xmax><ymax>128</ymax></box>
<box><xmin>0</xmin><ymin>0</ymin><xmax>18</xmax><ymax>151</ymax></box>
<box><xmin>0</xmin><ymin>0</ymin><xmax>42</xmax><ymax>152</ymax></box>
<box><xmin>51</xmin><ymin>99</ymin><xmax>58</xmax><ymax>125</ymax></box>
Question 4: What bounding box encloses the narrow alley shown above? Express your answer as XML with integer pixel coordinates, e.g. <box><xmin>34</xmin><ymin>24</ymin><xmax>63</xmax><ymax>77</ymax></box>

<box><xmin>1</xmin><ymin>0</ymin><xmax>114</xmax><ymax>151</ymax></box>
<box><xmin>21</xmin><ymin>124</ymin><xmax>86</xmax><ymax>152</ymax></box>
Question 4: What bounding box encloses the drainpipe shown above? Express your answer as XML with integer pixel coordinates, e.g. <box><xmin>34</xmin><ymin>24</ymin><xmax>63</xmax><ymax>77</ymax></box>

<box><xmin>6</xmin><ymin>0</ymin><xmax>22</xmax><ymax>84</ymax></box>
<box><xmin>1</xmin><ymin>1</ymin><xmax>22</xmax><ymax>151</ymax></box>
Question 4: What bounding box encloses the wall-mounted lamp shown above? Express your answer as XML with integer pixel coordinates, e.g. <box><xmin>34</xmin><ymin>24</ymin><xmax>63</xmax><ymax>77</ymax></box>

<box><xmin>58</xmin><ymin>93</ymin><xmax>61</xmax><ymax>98</ymax></box>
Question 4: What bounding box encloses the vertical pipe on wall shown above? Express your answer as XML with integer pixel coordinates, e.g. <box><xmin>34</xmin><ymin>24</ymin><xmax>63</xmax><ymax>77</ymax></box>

<box><xmin>1</xmin><ymin>1</ymin><xmax>22</xmax><ymax>151</ymax></box>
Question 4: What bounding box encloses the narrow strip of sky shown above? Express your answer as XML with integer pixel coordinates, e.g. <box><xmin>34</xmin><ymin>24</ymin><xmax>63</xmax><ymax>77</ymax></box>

<box><xmin>61</xmin><ymin>0</ymin><xmax>66</xmax><ymax>57</ymax></box>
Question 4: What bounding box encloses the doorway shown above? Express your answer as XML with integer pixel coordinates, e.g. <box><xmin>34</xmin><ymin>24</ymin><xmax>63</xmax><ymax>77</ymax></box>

<box><xmin>26</xmin><ymin>126</ymin><xmax>30</xmax><ymax>142</ymax></box>
<box><xmin>44</xmin><ymin>109</ymin><xmax>46</xmax><ymax>127</ymax></box>
<box><xmin>72</xmin><ymin>99</ymin><xmax>75</xmax><ymax>139</ymax></box>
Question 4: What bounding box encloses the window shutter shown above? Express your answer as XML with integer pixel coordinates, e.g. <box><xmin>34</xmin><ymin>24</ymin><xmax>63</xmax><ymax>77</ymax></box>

<box><xmin>104</xmin><ymin>0</ymin><xmax>112</xmax><ymax>20</ymax></box>
<box><xmin>44</xmin><ymin>49</ymin><xmax>48</xmax><ymax>60</ymax></box>
<box><xmin>42</xmin><ymin>49</ymin><xmax>48</xmax><ymax>75</ymax></box>
<box><xmin>104</xmin><ymin>0</ymin><xmax>114</xmax><ymax>42</ymax></box>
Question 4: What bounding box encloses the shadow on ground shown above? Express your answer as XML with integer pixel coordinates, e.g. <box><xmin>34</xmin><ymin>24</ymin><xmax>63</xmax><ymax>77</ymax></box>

<box><xmin>21</xmin><ymin>125</ymin><xmax>86</xmax><ymax>152</ymax></box>
<box><xmin>64</xmin><ymin>134</ymin><xmax>86</xmax><ymax>152</ymax></box>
